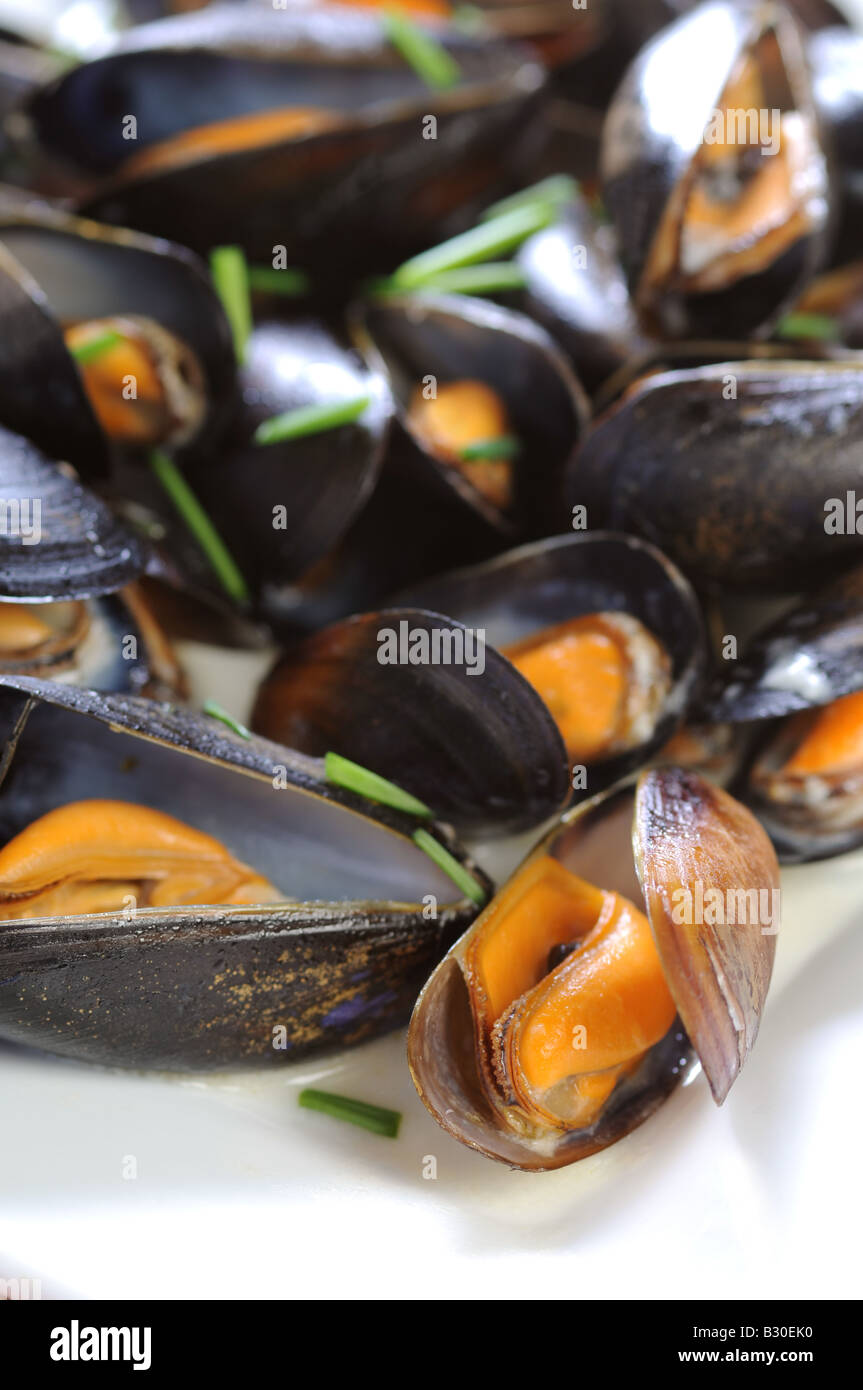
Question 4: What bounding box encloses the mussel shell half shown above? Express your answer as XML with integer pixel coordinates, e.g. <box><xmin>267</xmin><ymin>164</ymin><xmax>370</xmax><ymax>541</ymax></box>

<box><xmin>252</xmin><ymin>607</ymin><xmax>570</xmax><ymax>836</ymax></box>
<box><xmin>351</xmin><ymin>292</ymin><xmax>588</xmax><ymax>536</ymax></box>
<box><xmin>0</xmin><ymin>196</ymin><xmax>236</xmax><ymax>470</ymax></box>
<box><xmin>0</xmin><ymin>675</ymin><xmax>489</xmax><ymax>1067</ymax></box>
<box><xmin>51</xmin><ymin>8</ymin><xmax>545</xmax><ymax>270</ymax></box>
<box><xmin>570</xmin><ymin>361</ymin><xmax>863</xmax><ymax>591</ymax></box>
<box><xmin>601</xmin><ymin>0</ymin><xmax>831</xmax><ymax>337</ymax></box>
<box><xmin>808</xmin><ymin>26</ymin><xmax>863</xmax><ymax>266</ymax></box>
<box><xmin>396</xmin><ymin>531</ymin><xmax>707</xmax><ymax>796</ymax></box>
<box><xmin>0</xmin><ymin>424</ymin><xmax>146</xmax><ymax>600</ymax></box>
<box><xmin>408</xmin><ymin>767</ymin><xmax>777</xmax><ymax>1168</ymax></box>
<box><xmin>705</xmin><ymin>564</ymin><xmax>863</xmax><ymax>722</ymax></box>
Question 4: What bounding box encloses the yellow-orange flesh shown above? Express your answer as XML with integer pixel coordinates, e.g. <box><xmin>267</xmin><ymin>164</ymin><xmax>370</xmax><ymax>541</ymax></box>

<box><xmin>407</xmin><ymin>379</ymin><xmax>515</xmax><ymax>510</ymax></box>
<box><xmin>463</xmin><ymin>855</ymin><xmax>676</xmax><ymax>1131</ymax></box>
<box><xmin>64</xmin><ymin>316</ymin><xmax>205</xmax><ymax>447</ymax></box>
<box><xmin>119</xmin><ymin>107</ymin><xmax>339</xmax><ymax>180</ymax></box>
<box><xmin>0</xmin><ymin>604</ymin><xmax>55</xmax><ymax>655</ymax></box>
<box><xmin>504</xmin><ymin>614</ymin><xmax>670</xmax><ymax>763</ymax></box>
<box><xmin>782</xmin><ymin>691</ymin><xmax>863</xmax><ymax>777</ymax></box>
<box><xmin>0</xmin><ymin>800</ymin><xmax>281</xmax><ymax>922</ymax></box>
<box><xmin>644</xmin><ymin>38</ymin><xmax>822</xmax><ymax>298</ymax></box>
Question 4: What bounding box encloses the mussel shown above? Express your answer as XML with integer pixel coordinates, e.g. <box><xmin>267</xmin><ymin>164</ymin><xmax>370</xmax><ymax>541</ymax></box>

<box><xmin>0</xmin><ymin>675</ymin><xmax>489</xmax><ymax>1067</ymax></box>
<box><xmin>408</xmin><ymin>766</ymin><xmax>779</xmax><ymax>1169</ymax></box>
<box><xmin>601</xmin><ymin>0</ymin><xmax>831</xmax><ymax>337</ymax></box>
<box><xmin>252</xmin><ymin>607</ymin><xmax>571</xmax><ymax>836</ymax></box>
<box><xmin>20</xmin><ymin>5</ymin><xmax>546</xmax><ymax>276</ymax></box>
<box><xmin>570</xmin><ymin>360</ymin><xmax>863</xmax><ymax>591</ymax></box>
<box><xmin>395</xmin><ymin>532</ymin><xmax>707</xmax><ymax>799</ymax></box>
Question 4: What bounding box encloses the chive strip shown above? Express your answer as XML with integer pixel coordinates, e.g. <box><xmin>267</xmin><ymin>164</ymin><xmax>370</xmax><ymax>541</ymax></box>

<box><xmin>412</xmin><ymin>828</ymin><xmax>486</xmax><ymax>906</ymax></box>
<box><xmin>382</xmin><ymin>5</ymin><xmax>461</xmax><ymax>91</ymax></box>
<box><xmin>375</xmin><ymin>262</ymin><xmax>528</xmax><ymax>297</ymax></box>
<box><xmin>202</xmin><ymin>699</ymin><xmax>251</xmax><ymax>739</ymax></box>
<box><xmin>68</xmin><ymin>328</ymin><xmax>124</xmax><ymax>364</ymax></box>
<box><xmin>209</xmin><ymin>245</ymin><xmax>252</xmax><ymax>365</ymax></box>
<box><xmin>149</xmin><ymin>450</ymin><xmax>250</xmax><ymax>604</ymax></box>
<box><xmin>298</xmin><ymin>1089</ymin><xmax>402</xmax><ymax>1138</ymax></box>
<box><xmin>325</xmin><ymin>751</ymin><xmax>432</xmax><ymax>818</ymax></box>
<box><xmin>253</xmin><ymin>395</ymin><xmax>371</xmax><ymax>446</ymax></box>
<box><xmin>390</xmin><ymin>202</ymin><xmax>555</xmax><ymax>289</ymax></box>
<box><xmin>775</xmin><ymin>311</ymin><xmax>841</xmax><ymax>342</ymax></box>
<box><xmin>247</xmin><ymin>265</ymin><xmax>311</xmax><ymax>297</ymax></box>
<box><xmin>480</xmin><ymin>175</ymin><xmax>579</xmax><ymax>223</ymax></box>
<box><xmin>460</xmin><ymin>434</ymin><xmax>521</xmax><ymax>461</ymax></box>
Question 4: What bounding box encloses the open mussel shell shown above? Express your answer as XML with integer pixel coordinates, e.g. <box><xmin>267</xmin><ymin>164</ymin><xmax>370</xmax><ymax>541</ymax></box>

<box><xmin>0</xmin><ymin>674</ymin><xmax>489</xmax><ymax>1068</ymax></box>
<box><xmin>705</xmin><ymin>565</ymin><xmax>863</xmax><ymax>723</ymax></box>
<box><xmin>570</xmin><ymin>360</ymin><xmax>863</xmax><ymax>591</ymax></box>
<box><xmin>516</xmin><ymin>197</ymin><xmax>648</xmax><ymax>391</ymax></box>
<box><xmin>252</xmin><ymin>607</ymin><xmax>570</xmax><ymax>836</ymax></box>
<box><xmin>408</xmin><ymin>767</ymin><xmax>778</xmax><ymax>1169</ymax></box>
<box><xmin>351</xmin><ymin>292</ymin><xmax>588</xmax><ymax>538</ymax></box>
<box><xmin>0</xmin><ymin>423</ymin><xmax>145</xmax><ymax>600</ymax></box>
<box><xmin>28</xmin><ymin>6</ymin><xmax>545</xmax><ymax>272</ymax></box>
<box><xmin>397</xmin><ymin>532</ymin><xmax>707</xmax><ymax>798</ymax></box>
<box><xmin>0</xmin><ymin>195</ymin><xmax>236</xmax><ymax>471</ymax></box>
<box><xmin>601</xmin><ymin>0</ymin><xmax>831</xmax><ymax>338</ymax></box>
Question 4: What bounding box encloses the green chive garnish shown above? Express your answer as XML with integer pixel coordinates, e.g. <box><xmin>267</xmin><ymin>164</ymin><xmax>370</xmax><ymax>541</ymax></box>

<box><xmin>202</xmin><ymin>699</ymin><xmax>251</xmax><ymax>739</ymax></box>
<box><xmin>247</xmin><ymin>265</ymin><xmax>311</xmax><ymax>297</ymax></box>
<box><xmin>480</xmin><ymin>175</ymin><xmax>579</xmax><ymax>223</ymax></box>
<box><xmin>253</xmin><ymin>395</ymin><xmax>371</xmax><ymax>446</ymax></box>
<box><xmin>374</xmin><ymin>262</ymin><xmax>528</xmax><ymax>297</ymax></box>
<box><xmin>149</xmin><ymin>450</ymin><xmax>249</xmax><ymax>604</ymax></box>
<box><xmin>460</xmin><ymin>434</ymin><xmax>521</xmax><ymax>461</ymax></box>
<box><xmin>412</xmin><ymin>827</ymin><xmax>486</xmax><ymax>906</ymax></box>
<box><xmin>298</xmin><ymin>1089</ymin><xmax>402</xmax><ymax>1138</ymax></box>
<box><xmin>775</xmin><ymin>311</ymin><xmax>841</xmax><ymax>342</ymax></box>
<box><xmin>390</xmin><ymin>202</ymin><xmax>555</xmax><ymax>290</ymax></box>
<box><xmin>382</xmin><ymin>5</ymin><xmax>461</xmax><ymax>91</ymax></box>
<box><xmin>325</xmin><ymin>751</ymin><xmax>432</xmax><ymax>818</ymax></box>
<box><xmin>209</xmin><ymin>245</ymin><xmax>252</xmax><ymax>365</ymax></box>
<box><xmin>68</xmin><ymin>328</ymin><xmax>124</xmax><ymax>364</ymax></box>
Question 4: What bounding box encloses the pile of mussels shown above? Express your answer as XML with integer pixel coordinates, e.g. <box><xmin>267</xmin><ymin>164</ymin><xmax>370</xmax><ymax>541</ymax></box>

<box><xmin>0</xmin><ymin>0</ymin><xmax>862</xmax><ymax>1170</ymax></box>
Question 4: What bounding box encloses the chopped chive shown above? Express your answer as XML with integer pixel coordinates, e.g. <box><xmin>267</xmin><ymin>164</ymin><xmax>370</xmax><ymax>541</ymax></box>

<box><xmin>390</xmin><ymin>202</ymin><xmax>555</xmax><ymax>290</ymax></box>
<box><xmin>149</xmin><ymin>449</ymin><xmax>250</xmax><ymax>605</ymax></box>
<box><xmin>412</xmin><ymin>827</ymin><xmax>486</xmax><ymax>906</ymax></box>
<box><xmin>460</xmin><ymin>434</ymin><xmax>521</xmax><ymax>461</ymax></box>
<box><xmin>382</xmin><ymin>5</ymin><xmax>461</xmax><ymax>91</ymax></box>
<box><xmin>68</xmin><ymin>328</ymin><xmax>124</xmax><ymax>364</ymax></box>
<box><xmin>202</xmin><ymin>699</ymin><xmax>251</xmax><ymax>739</ymax></box>
<box><xmin>247</xmin><ymin>265</ymin><xmax>311</xmax><ymax>297</ymax></box>
<box><xmin>209</xmin><ymin>245</ymin><xmax>252</xmax><ymax>365</ymax></box>
<box><xmin>775</xmin><ymin>311</ymin><xmax>841</xmax><ymax>342</ymax></box>
<box><xmin>298</xmin><ymin>1088</ymin><xmax>402</xmax><ymax>1138</ymax></box>
<box><xmin>480</xmin><ymin>175</ymin><xmax>579</xmax><ymax>223</ymax></box>
<box><xmin>325</xmin><ymin>751</ymin><xmax>432</xmax><ymax>818</ymax></box>
<box><xmin>374</xmin><ymin>262</ymin><xmax>528</xmax><ymax>297</ymax></box>
<box><xmin>253</xmin><ymin>394</ymin><xmax>371</xmax><ymax>446</ymax></box>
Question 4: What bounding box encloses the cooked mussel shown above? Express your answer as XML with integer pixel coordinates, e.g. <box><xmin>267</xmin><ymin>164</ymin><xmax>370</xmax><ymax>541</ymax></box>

<box><xmin>570</xmin><ymin>360</ymin><xmax>863</xmax><ymax>591</ymax></box>
<box><xmin>252</xmin><ymin>607</ymin><xmax>571</xmax><ymax>836</ymax></box>
<box><xmin>22</xmin><ymin>5</ymin><xmax>545</xmax><ymax>274</ymax></box>
<box><xmin>0</xmin><ymin>675</ymin><xmax>489</xmax><ymax>1067</ymax></box>
<box><xmin>601</xmin><ymin>0</ymin><xmax>831</xmax><ymax>337</ymax></box>
<box><xmin>0</xmin><ymin>196</ymin><xmax>235</xmax><ymax>470</ymax></box>
<box><xmin>396</xmin><ymin>533</ymin><xmax>707</xmax><ymax>797</ymax></box>
<box><xmin>705</xmin><ymin>565</ymin><xmax>863</xmax><ymax>860</ymax></box>
<box><xmin>408</xmin><ymin>766</ymin><xmax>779</xmax><ymax>1169</ymax></box>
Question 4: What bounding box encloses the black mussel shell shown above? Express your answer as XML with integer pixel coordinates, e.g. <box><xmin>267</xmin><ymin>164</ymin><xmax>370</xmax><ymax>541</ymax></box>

<box><xmin>570</xmin><ymin>360</ymin><xmax>863</xmax><ymax>591</ymax></box>
<box><xmin>0</xmin><ymin>424</ymin><xmax>145</xmax><ymax>600</ymax></box>
<box><xmin>601</xmin><ymin>0</ymin><xmax>831</xmax><ymax>338</ymax></box>
<box><xmin>252</xmin><ymin>607</ymin><xmax>571</xmax><ymax>836</ymax></box>
<box><xmin>0</xmin><ymin>195</ymin><xmax>236</xmax><ymax>471</ymax></box>
<box><xmin>0</xmin><ymin>675</ymin><xmax>489</xmax><ymax>1068</ymax></box>
<box><xmin>397</xmin><ymin>531</ymin><xmax>707</xmax><ymax>797</ymax></box>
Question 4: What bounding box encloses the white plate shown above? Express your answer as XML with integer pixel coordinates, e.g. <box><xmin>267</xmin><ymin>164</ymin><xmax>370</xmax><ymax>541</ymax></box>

<box><xmin>2</xmin><ymin>643</ymin><xmax>863</xmax><ymax>1300</ymax></box>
